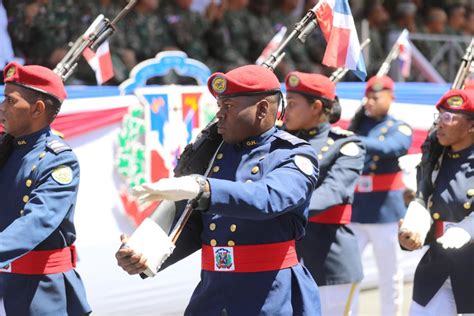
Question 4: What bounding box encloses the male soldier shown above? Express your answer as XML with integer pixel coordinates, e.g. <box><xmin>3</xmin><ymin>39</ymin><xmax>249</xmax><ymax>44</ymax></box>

<box><xmin>0</xmin><ymin>62</ymin><xmax>91</xmax><ymax>315</ymax></box>
<box><xmin>400</xmin><ymin>89</ymin><xmax>474</xmax><ymax>315</ymax></box>
<box><xmin>116</xmin><ymin>65</ymin><xmax>322</xmax><ymax>315</ymax></box>
<box><xmin>284</xmin><ymin>72</ymin><xmax>365</xmax><ymax>315</ymax></box>
<box><xmin>349</xmin><ymin>75</ymin><xmax>413</xmax><ymax>316</ymax></box>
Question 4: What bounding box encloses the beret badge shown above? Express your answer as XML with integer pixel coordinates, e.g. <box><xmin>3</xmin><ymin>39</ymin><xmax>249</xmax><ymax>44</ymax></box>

<box><xmin>446</xmin><ymin>96</ymin><xmax>463</xmax><ymax>108</ymax></box>
<box><xmin>6</xmin><ymin>66</ymin><xmax>15</xmax><ymax>79</ymax></box>
<box><xmin>288</xmin><ymin>75</ymin><xmax>300</xmax><ymax>88</ymax></box>
<box><xmin>212</xmin><ymin>76</ymin><xmax>227</xmax><ymax>95</ymax></box>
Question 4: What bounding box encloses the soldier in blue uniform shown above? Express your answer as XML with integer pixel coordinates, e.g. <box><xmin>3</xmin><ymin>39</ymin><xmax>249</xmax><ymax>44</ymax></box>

<box><xmin>399</xmin><ymin>89</ymin><xmax>474</xmax><ymax>315</ymax></box>
<box><xmin>116</xmin><ymin>65</ymin><xmax>322</xmax><ymax>316</ymax></box>
<box><xmin>0</xmin><ymin>62</ymin><xmax>91</xmax><ymax>315</ymax></box>
<box><xmin>348</xmin><ymin>75</ymin><xmax>413</xmax><ymax>316</ymax></box>
<box><xmin>283</xmin><ymin>72</ymin><xmax>365</xmax><ymax>315</ymax></box>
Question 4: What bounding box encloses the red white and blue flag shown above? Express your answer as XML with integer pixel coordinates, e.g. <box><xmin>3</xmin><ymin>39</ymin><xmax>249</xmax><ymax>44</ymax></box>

<box><xmin>315</xmin><ymin>0</ymin><xmax>367</xmax><ymax>80</ymax></box>
<box><xmin>82</xmin><ymin>41</ymin><xmax>114</xmax><ymax>85</ymax></box>
<box><xmin>396</xmin><ymin>29</ymin><xmax>412</xmax><ymax>78</ymax></box>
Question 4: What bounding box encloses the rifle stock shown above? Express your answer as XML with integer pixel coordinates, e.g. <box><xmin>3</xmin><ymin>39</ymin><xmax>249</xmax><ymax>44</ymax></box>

<box><xmin>262</xmin><ymin>1</ymin><xmax>324</xmax><ymax>70</ymax></box>
<box><xmin>53</xmin><ymin>0</ymin><xmax>137</xmax><ymax>82</ymax></box>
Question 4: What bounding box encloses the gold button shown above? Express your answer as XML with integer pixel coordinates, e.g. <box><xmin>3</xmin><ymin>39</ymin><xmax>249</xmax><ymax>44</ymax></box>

<box><xmin>230</xmin><ymin>224</ymin><xmax>237</xmax><ymax>232</ymax></box>
<box><xmin>210</xmin><ymin>239</ymin><xmax>217</xmax><ymax>246</ymax></box>
<box><xmin>317</xmin><ymin>154</ymin><xmax>323</xmax><ymax>160</ymax></box>
<box><xmin>327</xmin><ymin>138</ymin><xmax>334</xmax><ymax>145</ymax></box>
<box><xmin>464</xmin><ymin>202</ymin><xmax>471</xmax><ymax>210</ymax></box>
<box><xmin>321</xmin><ymin>146</ymin><xmax>329</xmax><ymax>152</ymax></box>
<box><xmin>380</xmin><ymin>127</ymin><xmax>388</xmax><ymax>133</ymax></box>
<box><xmin>20</xmin><ymin>210</ymin><xmax>24</xmax><ymax>216</ymax></box>
<box><xmin>432</xmin><ymin>212</ymin><xmax>440</xmax><ymax>220</ymax></box>
<box><xmin>216</xmin><ymin>153</ymin><xmax>223</xmax><ymax>160</ymax></box>
<box><xmin>25</xmin><ymin>179</ymin><xmax>32</xmax><ymax>187</ymax></box>
<box><xmin>372</xmin><ymin>155</ymin><xmax>380</xmax><ymax>162</ymax></box>
<box><xmin>227</xmin><ymin>240</ymin><xmax>235</xmax><ymax>246</ymax></box>
<box><xmin>212</xmin><ymin>166</ymin><xmax>220</xmax><ymax>173</ymax></box>
<box><xmin>39</xmin><ymin>152</ymin><xmax>46</xmax><ymax>159</ymax></box>
<box><xmin>387</xmin><ymin>120</ymin><xmax>394</xmax><ymax>126</ymax></box>
<box><xmin>31</xmin><ymin>165</ymin><xmax>37</xmax><ymax>171</ymax></box>
<box><xmin>209</xmin><ymin>223</ymin><xmax>216</xmax><ymax>231</ymax></box>
<box><xmin>22</xmin><ymin>195</ymin><xmax>29</xmax><ymax>203</ymax></box>
<box><xmin>378</xmin><ymin>135</ymin><xmax>385</xmax><ymax>141</ymax></box>
<box><xmin>251</xmin><ymin>166</ymin><xmax>259</xmax><ymax>174</ymax></box>
<box><xmin>370</xmin><ymin>163</ymin><xmax>377</xmax><ymax>170</ymax></box>
<box><xmin>467</xmin><ymin>189</ymin><xmax>474</xmax><ymax>197</ymax></box>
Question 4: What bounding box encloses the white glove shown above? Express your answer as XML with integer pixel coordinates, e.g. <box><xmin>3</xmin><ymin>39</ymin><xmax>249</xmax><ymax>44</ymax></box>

<box><xmin>400</xmin><ymin>201</ymin><xmax>432</xmax><ymax>245</ymax></box>
<box><xmin>437</xmin><ymin>227</ymin><xmax>471</xmax><ymax>249</ymax></box>
<box><xmin>132</xmin><ymin>176</ymin><xmax>201</xmax><ymax>202</ymax></box>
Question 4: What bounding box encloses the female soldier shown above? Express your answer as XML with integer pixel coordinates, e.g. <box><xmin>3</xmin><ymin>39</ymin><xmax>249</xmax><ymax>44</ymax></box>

<box><xmin>284</xmin><ymin>71</ymin><xmax>365</xmax><ymax>315</ymax></box>
<box><xmin>400</xmin><ymin>89</ymin><xmax>474</xmax><ymax>315</ymax></box>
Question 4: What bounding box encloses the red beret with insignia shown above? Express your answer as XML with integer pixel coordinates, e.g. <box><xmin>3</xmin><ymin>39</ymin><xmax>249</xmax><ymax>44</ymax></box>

<box><xmin>207</xmin><ymin>65</ymin><xmax>280</xmax><ymax>98</ymax></box>
<box><xmin>435</xmin><ymin>89</ymin><xmax>474</xmax><ymax>114</ymax></box>
<box><xmin>285</xmin><ymin>71</ymin><xmax>336</xmax><ymax>101</ymax></box>
<box><xmin>365</xmin><ymin>75</ymin><xmax>394</xmax><ymax>95</ymax></box>
<box><xmin>3</xmin><ymin>62</ymin><xmax>67</xmax><ymax>102</ymax></box>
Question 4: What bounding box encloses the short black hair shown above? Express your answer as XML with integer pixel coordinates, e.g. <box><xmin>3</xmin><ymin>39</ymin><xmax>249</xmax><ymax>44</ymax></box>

<box><xmin>20</xmin><ymin>86</ymin><xmax>62</xmax><ymax>123</ymax></box>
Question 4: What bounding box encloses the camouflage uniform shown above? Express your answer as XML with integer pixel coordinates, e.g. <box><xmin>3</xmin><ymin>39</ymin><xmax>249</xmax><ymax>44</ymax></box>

<box><xmin>160</xmin><ymin>2</ymin><xmax>210</xmax><ymax>66</ymax></box>
<box><xmin>246</xmin><ymin>9</ymin><xmax>293</xmax><ymax>80</ymax></box>
<box><xmin>271</xmin><ymin>9</ymin><xmax>317</xmax><ymax>73</ymax></box>
<box><xmin>206</xmin><ymin>9</ymin><xmax>250</xmax><ymax>72</ymax></box>
<box><xmin>9</xmin><ymin>0</ymin><xmax>76</xmax><ymax>67</ymax></box>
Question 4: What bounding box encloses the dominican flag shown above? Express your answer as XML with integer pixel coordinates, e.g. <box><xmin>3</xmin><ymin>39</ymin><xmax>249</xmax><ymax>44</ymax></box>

<box><xmin>315</xmin><ymin>0</ymin><xmax>366</xmax><ymax>80</ymax></box>
<box><xmin>256</xmin><ymin>26</ymin><xmax>287</xmax><ymax>65</ymax></box>
<box><xmin>396</xmin><ymin>29</ymin><xmax>412</xmax><ymax>78</ymax></box>
<box><xmin>82</xmin><ymin>41</ymin><xmax>114</xmax><ymax>85</ymax></box>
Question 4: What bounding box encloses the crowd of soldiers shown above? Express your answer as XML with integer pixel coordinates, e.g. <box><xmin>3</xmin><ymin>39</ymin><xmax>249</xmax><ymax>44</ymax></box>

<box><xmin>2</xmin><ymin>0</ymin><xmax>474</xmax><ymax>85</ymax></box>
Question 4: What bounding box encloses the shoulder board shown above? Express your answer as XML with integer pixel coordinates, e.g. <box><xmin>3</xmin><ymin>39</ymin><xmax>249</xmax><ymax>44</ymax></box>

<box><xmin>329</xmin><ymin>126</ymin><xmax>354</xmax><ymax>137</ymax></box>
<box><xmin>46</xmin><ymin>139</ymin><xmax>71</xmax><ymax>154</ymax></box>
<box><xmin>274</xmin><ymin>130</ymin><xmax>308</xmax><ymax>146</ymax></box>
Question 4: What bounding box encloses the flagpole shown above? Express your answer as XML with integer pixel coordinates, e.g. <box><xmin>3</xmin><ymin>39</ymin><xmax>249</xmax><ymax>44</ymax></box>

<box><xmin>262</xmin><ymin>1</ymin><xmax>325</xmax><ymax>70</ymax></box>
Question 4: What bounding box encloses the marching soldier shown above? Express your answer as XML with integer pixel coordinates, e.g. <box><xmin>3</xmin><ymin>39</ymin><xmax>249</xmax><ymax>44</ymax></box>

<box><xmin>0</xmin><ymin>63</ymin><xmax>91</xmax><ymax>315</ymax></box>
<box><xmin>400</xmin><ymin>89</ymin><xmax>474</xmax><ymax>315</ymax></box>
<box><xmin>116</xmin><ymin>65</ymin><xmax>322</xmax><ymax>315</ymax></box>
<box><xmin>284</xmin><ymin>72</ymin><xmax>365</xmax><ymax>315</ymax></box>
<box><xmin>349</xmin><ymin>75</ymin><xmax>413</xmax><ymax>316</ymax></box>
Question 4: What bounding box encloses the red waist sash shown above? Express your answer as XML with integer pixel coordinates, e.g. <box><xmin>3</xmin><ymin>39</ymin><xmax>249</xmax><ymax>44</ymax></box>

<box><xmin>202</xmin><ymin>240</ymin><xmax>298</xmax><ymax>273</ymax></box>
<box><xmin>0</xmin><ymin>245</ymin><xmax>76</xmax><ymax>275</ymax></box>
<box><xmin>355</xmin><ymin>172</ymin><xmax>404</xmax><ymax>193</ymax></box>
<box><xmin>308</xmin><ymin>204</ymin><xmax>352</xmax><ymax>224</ymax></box>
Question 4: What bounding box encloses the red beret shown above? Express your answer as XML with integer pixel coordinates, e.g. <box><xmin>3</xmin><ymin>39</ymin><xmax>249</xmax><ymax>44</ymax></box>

<box><xmin>435</xmin><ymin>89</ymin><xmax>474</xmax><ymax>114</ymax></box>
<box><xmin>285</xmin><ymin>71</ymin><xmax>336</xmax><ymax>101</ymax></box>
<box><xmin>3</xmin><ymin>62</ymin><xmax>67</xmax><ymax>102</ymax></box>
<box><xmin>207</xmin><ymin>65</ymin><xmax>280</xmax><ymax>98</ymax></box>
<box><xmin>365</xmin><ymin>75</ymin><xmax>394</xmax><ymax>95</ymax></box>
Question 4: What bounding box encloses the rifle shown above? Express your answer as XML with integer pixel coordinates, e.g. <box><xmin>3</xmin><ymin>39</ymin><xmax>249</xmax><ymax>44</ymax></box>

<box><xmin>53</xmin><ymin>0</ymin><xmax>138</xmax><ymax>81</ymax></box>
<box><xmin>415</xmin><ymin>38</ymin><xmax>474</xmax><ymax>208</ymax></box>
<box><xmin>451</xmin><ymin>38</ymin><xmax>474</xmax><ymax>89</ymax></box>
<box><xmin>261</xmin><ymin>1</ymin><xmax>325</xmax><ymax>70</ymax></box>
<box><xmin>329</xmin><ymin>38</ymin><xmax>371</xmax><ymax>83</ymax></box>
<box><xmin>348</xmin><ymin>29</ymin><xmax>409</xmax><ymax>132</ymax></box>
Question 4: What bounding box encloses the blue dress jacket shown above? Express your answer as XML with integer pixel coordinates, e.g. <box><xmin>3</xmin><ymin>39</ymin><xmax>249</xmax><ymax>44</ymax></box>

<box><xmin>0</xmin><ymin>127</ymin><xmax>90</xmax><ymax>316</ymax></box>
<box><xmin>163</xmin><ymin>127</ymin><xmax>321</xmax><ymax>316</ymax></box>
<box><xmin>351</xmin><ymin>114</ymin><xmax>413</xmax><ymax>223</ymax></box>
<box><xmin>413</xmin><ymin>144</ymin><xmax>474</xmax><ymax>313</ymax></box>
<box><xmin>292</xmin><ymin>123</ymin><xmax>365</xmax><ymax>286</ymax></box>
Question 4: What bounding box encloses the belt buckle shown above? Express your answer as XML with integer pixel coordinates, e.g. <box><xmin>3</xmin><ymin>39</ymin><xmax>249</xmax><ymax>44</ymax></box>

<box><xmin>357</xmin><ymin>175</ymin><xmax>373</xmax><ymax>192</ymax></box>
<box><xmin>212</xmin><ymin>246</ymin><xmax>235</xmax><ymax>271</ymax></box>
